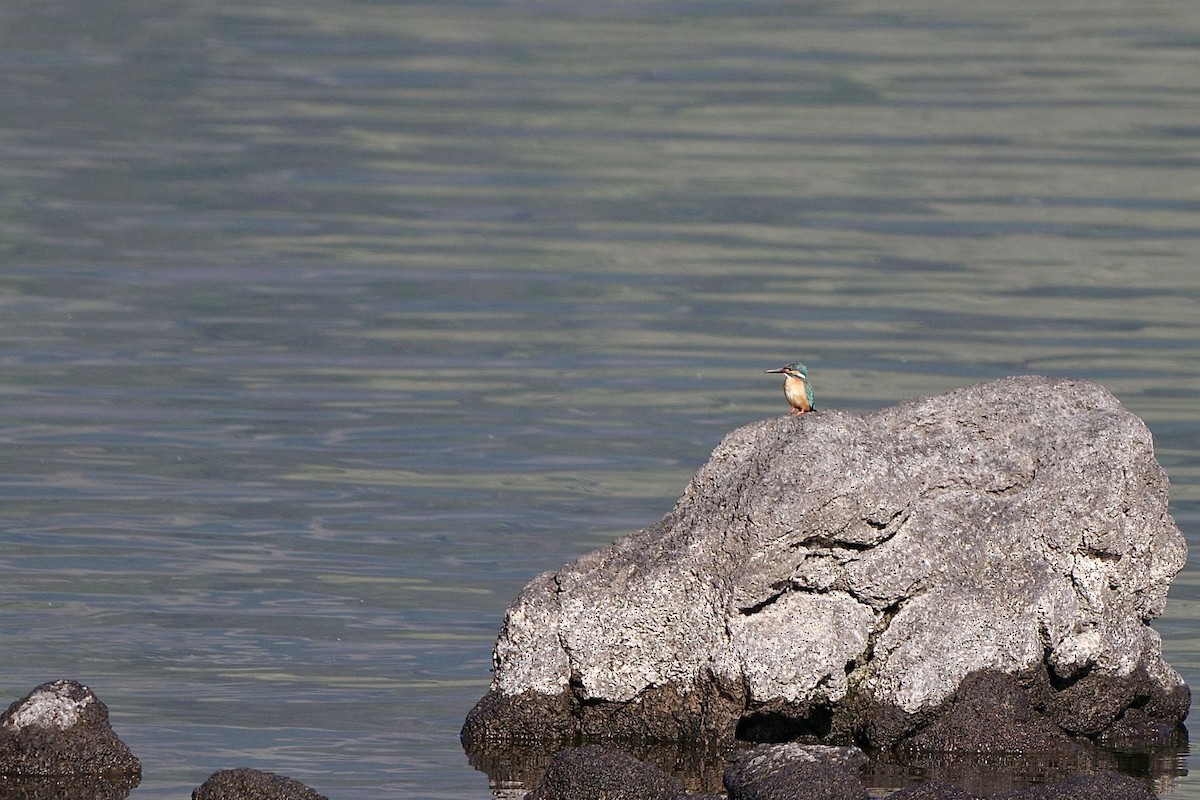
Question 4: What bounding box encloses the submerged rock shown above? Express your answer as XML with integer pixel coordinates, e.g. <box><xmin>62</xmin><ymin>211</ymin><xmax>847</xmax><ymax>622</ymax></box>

<box><xmin>463</xmin><ymin>377</ymin><xmax>1188</xmax><ymax>752</ymax></box>
<box><xmin>724</xmin><ymin>743</ymin><xmax>869</xmax><ymax>800</ymax></box>
<box><xmin>527</xmin><ymin>745</ymin><xmax>687</xmax><ymax>800</ymax></box>
<box><xmin>0</xmin><ymin>679</ymin><xmax>141</xmax><ymax>799</ymax></box>
<box><xmin>191</xmin><ymin>767</ymin><xmax>329</xmax><ymax>800</ymax></box>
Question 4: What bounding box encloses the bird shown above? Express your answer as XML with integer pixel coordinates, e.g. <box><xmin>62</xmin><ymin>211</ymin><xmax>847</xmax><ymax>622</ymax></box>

<box><xmin>765</xmin><ymin>362</ymin><xmax>815</xmax><ymax>416</ymax></box>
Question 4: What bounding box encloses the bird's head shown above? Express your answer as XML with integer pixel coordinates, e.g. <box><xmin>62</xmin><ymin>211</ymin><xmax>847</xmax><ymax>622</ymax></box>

<box><xmin>765</xmin><ymin>362</ymin><xmax>808</xmax><ymax>379</ymax></box>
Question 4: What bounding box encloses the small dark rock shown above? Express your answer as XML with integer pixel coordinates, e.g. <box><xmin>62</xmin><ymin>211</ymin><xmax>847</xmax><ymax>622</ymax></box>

<box><xmin>191</xmin><ymin>767</ymin><xmax>329</xmax><ymax>800</ymax></box>
<box><xmin>724</xmin><ymin>743</ymin><xmax>868</xmax><ymax>800</ymax></box>
<box><xmin>0</xmin><ymin>679</ymin><xmax>141</xmax><ymax>780</ymax></box>
<box><xmin>526</xmin><ymin>745</ymin><xmax>686</xmax><ymax>800</ymax></box>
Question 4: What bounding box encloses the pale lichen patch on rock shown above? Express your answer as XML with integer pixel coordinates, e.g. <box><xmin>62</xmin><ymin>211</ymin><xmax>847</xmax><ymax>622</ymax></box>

<box><xmin>2</xmin><ymin>680</ymin><xmax>95</xmax><ymax>732</ymax></box>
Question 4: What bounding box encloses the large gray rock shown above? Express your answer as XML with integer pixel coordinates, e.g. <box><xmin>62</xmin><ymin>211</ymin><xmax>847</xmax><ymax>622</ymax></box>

<box><xmin>462</xmin><ymin>377</ymin><xmax>1188</xmax><ymax>750</ymax></box>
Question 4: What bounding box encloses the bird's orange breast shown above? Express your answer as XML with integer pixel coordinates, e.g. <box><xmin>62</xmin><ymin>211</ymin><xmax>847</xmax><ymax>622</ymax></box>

<box><xmin>784</xmin><ymin>376</ymin><xmax>811</xmax><ymax>412</ymax></box>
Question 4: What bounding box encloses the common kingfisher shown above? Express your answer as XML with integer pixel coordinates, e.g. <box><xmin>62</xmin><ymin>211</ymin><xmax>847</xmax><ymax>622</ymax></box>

<box><xmin>765</xmin><ymin>362</ymin><xmax>815</xmax><ymax>415</ymax></box>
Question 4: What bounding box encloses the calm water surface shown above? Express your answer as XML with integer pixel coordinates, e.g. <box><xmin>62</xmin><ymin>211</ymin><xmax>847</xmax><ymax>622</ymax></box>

<box><xmin>1</xmin><ymin>1</ymin><xmax>1198</xmax><ymax>797</ymax></box>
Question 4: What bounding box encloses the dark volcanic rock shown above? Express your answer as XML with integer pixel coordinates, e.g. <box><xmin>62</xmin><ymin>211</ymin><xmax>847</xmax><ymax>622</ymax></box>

<box><xmin>884</xmin><ymin>782</ymin><xmax>978</xmax><ymax>800</ymax></box>
<box><xmin>526</xmin><ymin>745</ymin><xmax>686</xmax><ymax>800</ymax></box>
<box><xmin>463</xmin><ymin>377</ymin><xmax>1188</xmax><ymax>751</ymax></box>
<box><xmin>894</xmin><ymin>670</ymin><xmax>1084</xmax><ymax>756</ymax></box>
<box><xmin>191</xmin><ymin>767</ymin><xmax>329</xmax><ymax>800</ymax></box>
<box><xmin>724</xmin><ymin>743</ymin><xmax>868</xmax><ymax>800</ymax></box>
<box><xmin>0</xmin><ymin>679</ymin><xmax>141</xmax><ymax>778</ymax></box>
<box><xmin>0</xmin><ymin>679</ymin><xmax>141</xmax><ymax>800</ymax></box>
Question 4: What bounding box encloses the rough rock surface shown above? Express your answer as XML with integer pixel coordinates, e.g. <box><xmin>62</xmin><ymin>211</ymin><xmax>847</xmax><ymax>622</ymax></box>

<box><xmin>191</xmin><ymin>767</ymin><xmax>329</xmax><ymax>800</ymax></box>
<box><xmin>892</xmin><ymin>670</ymin><xmax>1085</xmax><ymax>757</ymax></box>
<box><xmin>724</xmin><ymin>743</ymin><xmax>869</xmax><ymax>800</ymax></box>
<box><xmin>883</xmin><ymin>782</ymin><xmax>977</xmax><ymax>800</ymax></box>
<box><xmin>0</xmin><ymin>679</ymin><xmax>141</xmax><ymax>779</ymax></box>
<box><xmin>463</xmin><ymin>377</ymin><xmax>1188</xmax><ymax>749</ymax></box>
<box><xmin>526</xmin><ymin>745</ymin><xmax>686</xmax><ymax>800</ymax></box>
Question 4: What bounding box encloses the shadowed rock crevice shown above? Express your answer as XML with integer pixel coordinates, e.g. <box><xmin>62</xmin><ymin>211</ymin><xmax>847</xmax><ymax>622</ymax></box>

<box><xmin>736</xmin><ymin>703</ymin><xmax>834</xmax><ymax>744</ymax></box>
<box><xmin>463</xmin><ymin>377</ymin><xmax>1188</xmax><ymax>763</ymax></box>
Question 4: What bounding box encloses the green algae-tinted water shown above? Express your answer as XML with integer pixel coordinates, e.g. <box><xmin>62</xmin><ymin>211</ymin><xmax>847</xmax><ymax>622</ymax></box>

<box><xmin>1</xmin><ymin>1</ymin><xmax>1198</xmax><ymax>797</ymax></box>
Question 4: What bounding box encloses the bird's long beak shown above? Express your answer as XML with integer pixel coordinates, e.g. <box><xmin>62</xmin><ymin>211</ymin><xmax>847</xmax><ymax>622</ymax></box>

<box><xmin>765</xmin><ymin>367</ymin><xmax>787</xmax><ymax>374</ymax></box>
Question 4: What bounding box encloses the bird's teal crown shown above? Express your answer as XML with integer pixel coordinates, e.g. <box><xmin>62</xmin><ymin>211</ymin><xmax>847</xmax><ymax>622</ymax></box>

<box><xmin>782</xmin><ymin>362</ymin><xmax>807</xmax><ymax>377</ymax></box>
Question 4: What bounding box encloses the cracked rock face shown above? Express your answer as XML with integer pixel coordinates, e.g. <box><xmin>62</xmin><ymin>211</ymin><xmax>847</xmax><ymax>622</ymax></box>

<box><xmin>463</xmin><ymin>377</ymin><xmax>1188</xmax><ymax>749</ymax></box>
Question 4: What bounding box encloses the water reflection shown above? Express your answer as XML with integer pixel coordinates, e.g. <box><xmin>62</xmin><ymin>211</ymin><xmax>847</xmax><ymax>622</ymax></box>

<box><xmin>465</xmin><ymin>736</ymin><xmax>1190</xmax><ymax>798</ymax></box>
